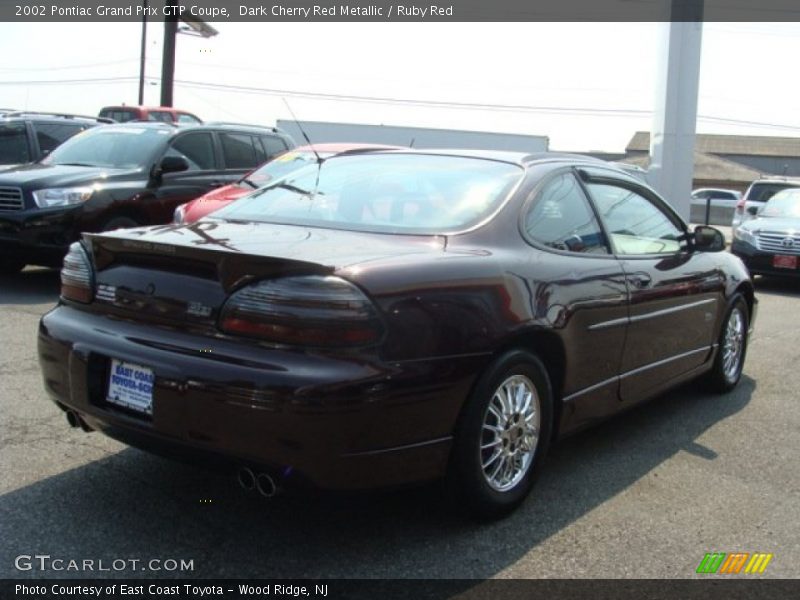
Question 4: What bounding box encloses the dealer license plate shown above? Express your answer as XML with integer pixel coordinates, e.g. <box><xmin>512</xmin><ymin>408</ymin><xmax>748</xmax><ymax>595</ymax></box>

<box><xmin>773</xmin><ymin>255</ymin><xmax>797</xmax><ymax>269</ymax></box>
<box><xmin>107</xmin><ymin>359</ymin><xmax>154</xmax><ymax>415</ymax></box>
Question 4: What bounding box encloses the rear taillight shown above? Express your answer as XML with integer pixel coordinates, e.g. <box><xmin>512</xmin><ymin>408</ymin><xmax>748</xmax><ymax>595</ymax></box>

<box><xmin>220</xmin><ymin>276</ymin><xmax>383</xmax><ymax>347</ymax></box>
<box><xmin>60</xmin><ymin>242</ymin><xmax>94</xmax><ymax>303</ymax></box>
<box><xmin>735</xmin><ymin>198</ymin><xmax>746</xmax><ymax>214</ymax></box>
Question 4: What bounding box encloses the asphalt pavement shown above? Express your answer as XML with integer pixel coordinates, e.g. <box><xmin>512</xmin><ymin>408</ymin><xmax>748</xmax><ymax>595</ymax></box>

<box><xmin>1</xmin><ymin>266</ymin><xmax>798</xmax><ymax>580</ymax></box>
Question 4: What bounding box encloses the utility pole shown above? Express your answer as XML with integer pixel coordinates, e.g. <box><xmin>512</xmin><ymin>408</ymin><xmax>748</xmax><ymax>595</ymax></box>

<box><xmin>138</xmin><ymin>0</ymin><xmax>148</xmax><ymax>104</ymax></box>
<box><xmin>647</xmin><ymin>0</ymin><xmax>704</xmax><ymax>221</ymax></box>
<box><xmin>160</xmin><ymin>1</ymin><xmax>179</xmax><ymax>107</ymax></box>
<box><xmin>159</xmin><ymin>1</ymin><xmax>217</xmax><ymax>108</ymax></box>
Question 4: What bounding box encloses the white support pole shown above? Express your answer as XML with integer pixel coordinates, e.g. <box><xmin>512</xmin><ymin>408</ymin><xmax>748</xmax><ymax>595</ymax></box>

<box><xmin>646</xmin><ymin>20</ymin><xmax>703</xmax><ymax>222</ymax></box>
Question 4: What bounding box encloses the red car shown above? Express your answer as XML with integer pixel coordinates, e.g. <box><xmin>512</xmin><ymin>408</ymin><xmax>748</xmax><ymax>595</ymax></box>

<box><xmin>173</xmin><ymin>143</ymin><xmax>400</xmax><ymax>224</ymax></box>
<box><xmin>98</xmin><ymin>105</ymin><xmax>202</xmax><ymax>124</ymax></box>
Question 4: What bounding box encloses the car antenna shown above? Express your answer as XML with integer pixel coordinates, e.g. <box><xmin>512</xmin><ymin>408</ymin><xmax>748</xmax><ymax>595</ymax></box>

<box><xmin>409</xmin><ymin>137</ymin><xmax>415</xmax><ymax>148</ymax></box>
<box><xmin>282</xmin><ymin>98</ymin><xmax>322</xmax><ymax>164</ymax></box>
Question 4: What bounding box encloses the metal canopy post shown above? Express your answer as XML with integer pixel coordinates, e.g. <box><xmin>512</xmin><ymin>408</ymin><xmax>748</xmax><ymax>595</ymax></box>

<box><xmin>647</xmin><ymin>1</ymin><xmax>704</xmax><ymax>221</ymax></box>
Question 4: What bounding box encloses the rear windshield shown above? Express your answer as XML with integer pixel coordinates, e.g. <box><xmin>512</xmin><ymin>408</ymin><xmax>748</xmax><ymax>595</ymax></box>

<box><xmin>746</xmin><ymin>182</ymin><xmax>800</xmax><ymax>203</ymax></box>
<box><xmin>245</xmin><ymin>150</ymin><xmax>332</xmax><ymax>187</ymax></box>
<box><xmin>761</xmin><ymin>189</ymin><xmax>800</xmax><ymax>218</ymax></box>
<box><xmin>213</xmin><ymin>154</ymin><xmax>523</xmax><ymax>234</ymax></box>
<box><xmin>0</xmin><ymin>122</ymin><xmax>31</xmax><ymax>164</ymax></box>
<box><xmin>44</xmin><ymin>126</ymin><xmax>168</xmax><ymax>169</ymax></box>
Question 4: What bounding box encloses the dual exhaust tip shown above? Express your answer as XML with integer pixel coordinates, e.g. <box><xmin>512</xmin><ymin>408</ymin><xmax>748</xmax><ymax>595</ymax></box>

<box><xmin>65</xmin><ymin>409</ymin><xmax>93</xmax><ymax>432</ymax></box>
<box><xmin>64</xmin><ymin>410</ymin><xmax>280</xmax><ymax>498</ymax></box>
<box><xmin>237</xmin><ymin>466</ymin><xmax>280</xmax><ymax>498</ymax></box>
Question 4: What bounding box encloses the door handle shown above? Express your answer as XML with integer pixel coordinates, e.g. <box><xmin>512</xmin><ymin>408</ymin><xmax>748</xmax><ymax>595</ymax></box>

<box><xmin>627</xmin><ymin>273</ymin><xmax>652</xmax><ymax>289</ymax></box>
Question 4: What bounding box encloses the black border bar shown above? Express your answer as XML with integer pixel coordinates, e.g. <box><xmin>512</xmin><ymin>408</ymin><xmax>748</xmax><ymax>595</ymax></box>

<box><xmin>4</xmin><ymin>579</ymin><xmax>800</xmax><ymax>600</ymax></box>
<box><xmin>1</xmin><ymin>0</ymin><xmax>800</xmax><ymax>22</ymax></box>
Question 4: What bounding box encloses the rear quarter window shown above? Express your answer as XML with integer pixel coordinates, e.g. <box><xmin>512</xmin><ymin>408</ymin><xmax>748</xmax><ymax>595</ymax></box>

<box><xmin>219</xmin><ymin>132</ymin><xmax>260</xmax><ymax>169</ymax></box>
<box><xmin>261</xmin><ymin>135</ymin><xmax>289</xmax><ymax>159</ymax></box>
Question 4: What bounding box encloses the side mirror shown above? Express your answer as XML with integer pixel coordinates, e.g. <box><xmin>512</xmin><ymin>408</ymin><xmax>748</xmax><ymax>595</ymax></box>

<box><xmin>694</xmin><ymin>225</ymin><xmax>725</xmax><ymax>252</ymax></box>
<box><xmin>159</xmin><ymin>155</ymin><xmax>190</xmax><ymax>175</ymax></box>
<box><xmin>746</xmin><ymin>205</ymin><xmax>759</xmax><ymax>216</ymax></box>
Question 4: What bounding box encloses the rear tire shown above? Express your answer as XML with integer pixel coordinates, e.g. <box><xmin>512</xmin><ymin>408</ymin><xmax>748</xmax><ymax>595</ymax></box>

<box><xmin>448</xmin><ymin>350</ymin><xmax>553</xmax><ymax>519</ymax></box>
<box><xmin>704</xmin><ymin>294</ymin><xmax>749</xmax><ymax>393</ymax></box>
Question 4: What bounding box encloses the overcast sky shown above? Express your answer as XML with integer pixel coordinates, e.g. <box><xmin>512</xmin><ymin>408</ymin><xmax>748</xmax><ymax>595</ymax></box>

<box><xmin>1</xmin><ymin>21</ymin><xmax>798</xmax><ymax>151</ymax></box>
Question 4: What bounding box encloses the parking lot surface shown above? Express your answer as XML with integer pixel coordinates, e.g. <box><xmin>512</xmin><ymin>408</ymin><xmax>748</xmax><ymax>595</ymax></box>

<box><xmin>1</xmin><ymin>267</ymin><xmax>798</xmax><ymax>579</ymax></box>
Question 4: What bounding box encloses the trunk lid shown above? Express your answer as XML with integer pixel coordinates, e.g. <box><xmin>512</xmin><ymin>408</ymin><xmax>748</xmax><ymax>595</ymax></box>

<box><xmin>84</xmin><ymin>221</ymin><xmax>443</xmax><ymax>327</ymax></box>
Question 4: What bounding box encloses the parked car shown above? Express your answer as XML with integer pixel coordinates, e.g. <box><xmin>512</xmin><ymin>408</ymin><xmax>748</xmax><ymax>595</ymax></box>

<box><xmin>732</xmin><ymin>177</ymin><xmax>800</xmax><ymax>232</ymax></box>
<box><xmin>731</xmin><ymin>187</ymin><xmax>800</xmax><ymax>277</ymax></box>
<box><xmin>690</xmin><ymin>188</ymin><xmax>741</xmax><ymax>225</ymax></box>
<box><xmin>0</xmin><ymin>111</ymin><xmax>111</xmax><ymax>167</ymax></box>
<box><xmin>99</xmin><ymin>105</ymin><xmax>202</xmax><ymax>124</ymax></box>
<box><xmin>38</xmin><ymin>151</ymin><xmax>756</xmax><ymax>518</ymax></box>
<box><xmin>0</xmin><ymin>121</ymin><xmax>294</xmax><ymax>273</ymax></box>
<box><xmin>174</xmin><ymin>143</ymin><xmax>401</xmax><ymax>224</ymax></box>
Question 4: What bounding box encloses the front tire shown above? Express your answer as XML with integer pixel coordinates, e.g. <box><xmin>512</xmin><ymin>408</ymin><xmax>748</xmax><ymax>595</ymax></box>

<box><xmin>448</xmin><ymin>350</ymin><xmax>553</xmax><ymax>519</ymax></box>
<box><xmin>704</xmin><ymin>294</ymin><xmax>749</xmax><ymax>393</ymax></box>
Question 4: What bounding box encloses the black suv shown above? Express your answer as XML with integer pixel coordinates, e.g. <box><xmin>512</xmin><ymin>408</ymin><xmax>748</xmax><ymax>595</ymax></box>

<box><xmin>0</xmin><ymin>111</ymin><xmax>111</xmax><ymax>167</ymax></box>
<box><xmin>0</xmin><ymin>121</ymin><xmax>295</xmax><ymax>273</ymax></box>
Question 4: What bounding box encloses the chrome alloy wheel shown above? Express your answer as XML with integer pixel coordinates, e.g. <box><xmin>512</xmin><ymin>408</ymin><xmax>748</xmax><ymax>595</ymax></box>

<box><xmin>480</xmin><ymin>374</ymin><xmax>540</xmax><ymax>492</ymax></box>
<box><xmin>722</xmin><ymin>307</ymin><xmax>746</xmax><ymax>381</ymax></box>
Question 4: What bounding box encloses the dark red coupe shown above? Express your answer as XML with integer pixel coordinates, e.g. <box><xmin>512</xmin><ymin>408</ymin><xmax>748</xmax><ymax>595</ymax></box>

<box><xmin>38</xmin><ymin>150</ymin><xmax>756</xmax><ymax>517</ymax></box>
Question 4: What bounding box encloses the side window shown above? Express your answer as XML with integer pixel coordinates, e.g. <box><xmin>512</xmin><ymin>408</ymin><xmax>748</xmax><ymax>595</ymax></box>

<box><xmin>587</xmin><ymin>182</ymin><xmax>683</xmax><ymax>255</ymax></box>
<box><xmin>116</xmin><ymin>111</ymin><xmax>137</xmax><ymax>122</ymax></box>
<box><xmin>261</xmin><ymin>135</ymin><xmax>288</xmax><ymax>160</ymax></box>
<box><xmin>101</xmin><ymin>110</ymin><xmax>136</xmax><ymax>122</ymax></box>
<box><xmin>177</xmin><ymin>113</ymin><xmax>201</xmax><ymax>124</ymax></box>
<box><xmin>219</xmin><ymin>132</ymin><xmax>258</xmax><ymax>168</ymax></box>
<box><xmin>524</xmin><ymin>173</ymin><xmax>609</xmax><ymax>254</ymax></box>
<box><xmin>35</xmin><ymin>123</ymin><xmax>83</xmax><ymax>154</ymax></box>
<box><xmin>167</xmin><ymin>132</ymin><xmax>215</xmax><ymax>171</ymax></box>
<box><xmin>148</xmin><ymin>111</ymin><xmax>173</xmax><ymax>123</ymax></box>
<box><xmin>0</xmin><ymin>122</ymin><xmax>31</xmax><ymax>164</ymax></box>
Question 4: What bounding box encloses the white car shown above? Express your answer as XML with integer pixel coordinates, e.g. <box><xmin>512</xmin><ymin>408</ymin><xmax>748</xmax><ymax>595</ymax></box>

<box><xmin>690</xmin><ymin>188</ymin><xmax>741</xmax><ymax>225</ymax></box>
<box><xmin>732</xmin><ymin>178</ymin><xmax>800</xmax><ymax>233</ymax></box>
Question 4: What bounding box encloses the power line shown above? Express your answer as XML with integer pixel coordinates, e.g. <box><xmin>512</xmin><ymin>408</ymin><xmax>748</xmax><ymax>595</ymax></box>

<box><xmin>0</xmin><ymin>59</ymin><xmax>141</xmax><ymax>72</ymax></box>
<box><xmin>1</xmin><ymin>75</ymin><xmax>798</xmax><ymax>132</ymax></box>
<box><xmin>173</xmin><ymin>79</ymin><xmax>800</xmax><ymax>131</ymax></box>
<box><xmin>0</xmin><ymin>76</ymin><xmax>148</xmax><ymax>85</ymax></box>
<box><xmin>173</xmin><ymin>79</ymin><xmax>653</xmax><ymax>117</ymax></box>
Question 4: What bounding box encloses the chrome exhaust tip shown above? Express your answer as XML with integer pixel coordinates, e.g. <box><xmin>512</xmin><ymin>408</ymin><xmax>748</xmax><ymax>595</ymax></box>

<box><xmin>237</xmin><ymin>467</ymin><xmax>256</xmax><ymax>491</ymax></box>
<box><xmin>255</xmin><ymin>472</ymin><xmax>279</xmax><ymax>498</ymax></box>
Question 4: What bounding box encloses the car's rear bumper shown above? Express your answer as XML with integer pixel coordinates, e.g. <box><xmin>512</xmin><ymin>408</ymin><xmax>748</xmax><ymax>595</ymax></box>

<box><xmin>0</xmin><ymin>206</ymin><xmax>80</xmax><ymax>266</ymax></box>
<box><xmin>38</xmin><ymin>305</ymin><xmax>488</xmax><ymax>490</ymax></box>
<box><xmin>731</xmin><ymin>241</ymin><xmax>800</xmax><ymax>278</ymax></box>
